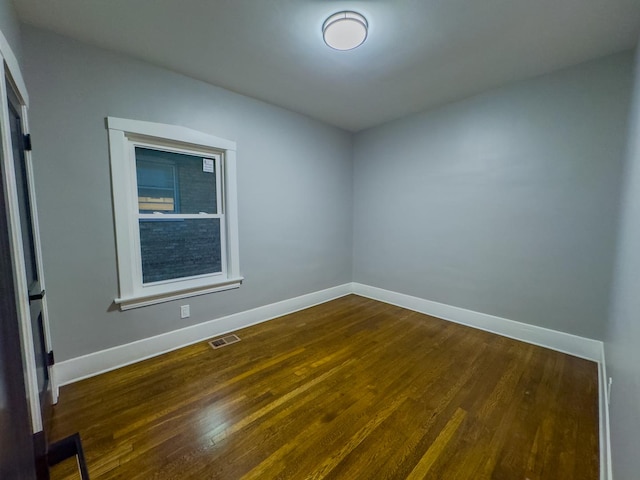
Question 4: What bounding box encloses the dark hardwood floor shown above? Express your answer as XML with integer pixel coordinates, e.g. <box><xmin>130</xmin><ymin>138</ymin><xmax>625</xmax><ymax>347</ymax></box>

<box><xmin>49</xmin><ymin>295</ymin><xmax>599</xmax><ymax>479</ymax></box>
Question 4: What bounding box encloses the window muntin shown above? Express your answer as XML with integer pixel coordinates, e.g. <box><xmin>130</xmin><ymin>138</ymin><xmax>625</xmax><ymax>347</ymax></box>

<box><xmin>107</xmin><ymin>117</ymin><xmax>241</xmax><ymax>309</ymax></box>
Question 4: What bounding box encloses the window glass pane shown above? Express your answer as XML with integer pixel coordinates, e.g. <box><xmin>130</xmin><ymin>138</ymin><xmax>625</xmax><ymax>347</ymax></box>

<box><xmin>137</xmin><ymin>161</ymin><xmax>176</xmax><ymax>213</ymax></box>
<box><xmin>139</xmin><ymin>218</ymin><xmax>222</xmax><ymax>283</ymax></box>
<box><xmin>135</xmin><ymin>147</ymin><xmax>217</xmax><ymax>214</ymax></box>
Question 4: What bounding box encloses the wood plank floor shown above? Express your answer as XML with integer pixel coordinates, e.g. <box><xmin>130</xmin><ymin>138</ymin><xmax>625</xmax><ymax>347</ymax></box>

<box><xmin>49</xmin><ymin>295</ymin><xmax>599</xmax><ymax>479</ymax></box>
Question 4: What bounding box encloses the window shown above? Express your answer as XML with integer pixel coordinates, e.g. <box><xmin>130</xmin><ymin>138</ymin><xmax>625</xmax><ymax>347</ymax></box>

<box><xmin>107</xmin><ymin>117</ymin><xmax>241</xmax><ymax>310</ymax></box>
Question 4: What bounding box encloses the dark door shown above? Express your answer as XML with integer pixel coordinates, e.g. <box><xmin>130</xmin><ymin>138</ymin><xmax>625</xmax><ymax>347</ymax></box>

<box><xmin>0</xmin><ymin>130</ymin><xmax>37</xmax><ymax>479</ymax></box>
<box><xmin>6</xmin><ymin>82</ymin><xmax>51</xmax><ymax>428</ymax></box>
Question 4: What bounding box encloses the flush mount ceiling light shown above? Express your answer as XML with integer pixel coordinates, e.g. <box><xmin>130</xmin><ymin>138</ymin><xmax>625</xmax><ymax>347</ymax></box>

<box><xmin>322</xmin><ymin>11</ymin><xmax>368</xmax><ymax>51</ymax></box>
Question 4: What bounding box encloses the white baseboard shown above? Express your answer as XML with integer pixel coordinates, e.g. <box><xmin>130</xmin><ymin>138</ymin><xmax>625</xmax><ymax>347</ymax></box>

<box><xmin>598</xmin><ymin>344</ymin><xmax>613</xmax><ymax>480</ymax></box>
<box><xmin>351</xmin><ymin>282</ymin><xmax>610</xmax><ymax>479</ymax></box>
<box><xmin>53</xmin><ymin>281</ymin><xmax>612</xmax><ymax>479</ymax></box>
<box><xmin>56</xmin><ymin>281</ymin><xmax>605</xmax><ymax>383</ymax></box>
<box><xmin>351</xmin><ymin>283</ymin><xmax>603</xmax><ymax>362</ymax></box>
<box><xmin>54</xmin><ymin>283</ymin><xmax>352</xmax><ymax>388</ymax></box>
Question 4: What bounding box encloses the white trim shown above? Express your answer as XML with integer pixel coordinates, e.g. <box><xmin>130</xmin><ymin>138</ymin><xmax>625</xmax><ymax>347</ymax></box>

<box><xmin>0</xmin><ymin>28</ymin><xmax>28</xmax><ymax>107</ymax></box>
<box><xmin>598</xmin><ymin>344</ymin><xmax>613</xmax><ymax>480</ymax></box>
<box><xmin>107</xmin><ymin>117</ymin><xmax>240</xmax><ymax>309</ymax></box>
<box><xmin>351</xmin><ymin>283</ymin><xmax>611</xmax><ymax>479</ymax></box>
<box><xmin>138</xmin><ymin>214</ymin><xmax>223</xmax><ymax>220</ymax></box>
<box><xmin>351</xmin><ymin>283</ymin><xmax>602</xmax><ymax>361</ymax></box>
<box><xmin>54</xmin><ymin>281</ymin><xmax>613</xmax><ymax>478</ymax></box>
<box><xmin>0</xmin><ymin>25</ymin><xmax>57</xmax><ymax>409</ymax></box>
<box><xmin>55</xmin><ymin>280</ymin><xmax>604</xmax><ymax>381</ymax></box>
<box><xmin>115</xmin><ymin>277</ymin><xmax>244</xmax><ymax>310</ymax></box>
<box><xmin>224</xmin><ymin>149</ymin><xmax>240</xmax><ymax>279</ymax></box>
<box><xmin>106</xmin><ymin>117</ymin><xmax>236</xmax><ymax>152</ymax></box>
<box><xmin>54</xmin><ymin>284</ymin><xmax>353</xmax><ymax>386</ymax></box>
<box><xmin>19</xmin><ymin>102</ymin><xmax>57</xmax><ymax>405</ymax></box>
<box><xmin>0</xmin><ymin>61</ymin><xmax>42</xmax><ymax>430</ymax></box>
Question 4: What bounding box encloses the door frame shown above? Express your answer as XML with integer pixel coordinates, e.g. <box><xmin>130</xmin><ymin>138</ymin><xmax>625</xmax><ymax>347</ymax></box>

<box><xmin>0</xmin><ymin>28</ymin><xmax>57</xmax><ymax>436</ymax></box>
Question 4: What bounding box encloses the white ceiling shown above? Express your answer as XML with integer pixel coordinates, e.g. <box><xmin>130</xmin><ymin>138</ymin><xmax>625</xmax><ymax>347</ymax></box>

<box><xmin>13</xmin><ymin>0</ymin><xmax>640</xmax><ymax>132</ymax></box>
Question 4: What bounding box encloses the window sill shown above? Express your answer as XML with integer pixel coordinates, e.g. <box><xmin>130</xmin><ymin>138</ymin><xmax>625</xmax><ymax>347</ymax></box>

<box><xmin>115</xmin><ymin>277</ymin><xmax>244</xmax><ymax>310</ymax></box>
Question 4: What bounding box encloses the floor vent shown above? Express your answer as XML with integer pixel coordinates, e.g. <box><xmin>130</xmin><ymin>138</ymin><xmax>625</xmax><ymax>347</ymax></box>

<box><xmin>209</xmin><ymin>334</ymin><xmax>241</xmax><ymax>349</ymax></box>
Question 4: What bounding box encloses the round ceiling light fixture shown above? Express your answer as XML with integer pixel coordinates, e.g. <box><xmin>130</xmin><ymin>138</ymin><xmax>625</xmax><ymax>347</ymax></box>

<box><xmin>322</xmin><ymin>11</ymin><xmax>368</xmax><ymax>51</ymax></box>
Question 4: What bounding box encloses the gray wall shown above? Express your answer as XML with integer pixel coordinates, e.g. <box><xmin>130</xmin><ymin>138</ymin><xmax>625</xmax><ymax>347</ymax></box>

<box><xmin>14</xmin><ymin>16</ymin><xmax>640</xmax><ymax>478</ymax></box>
<box><xmin>605</xmin><ymin>46</ymin><xmax>640</xmax><ymax>480</ymax></box>
<box><xmin>0</xmin><ymin>0</ymin><xmax>21</xmax><ymax>64</ymax></box>
<box><xmin>353</xmin><ymin>52</ymin><xmax>633</xmax><ymax>339</ymax></box>
<box><xmin>21</xmin><ymin>26</ymin><xmax>353</xmax><ymax>361</ymax></box>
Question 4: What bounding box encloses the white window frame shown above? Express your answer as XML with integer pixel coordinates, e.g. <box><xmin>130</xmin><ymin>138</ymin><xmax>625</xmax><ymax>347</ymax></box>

<box><xmin>107</xmin><ymin>117</ymin><xmax>242</xmax><ymax>310</ymax></box>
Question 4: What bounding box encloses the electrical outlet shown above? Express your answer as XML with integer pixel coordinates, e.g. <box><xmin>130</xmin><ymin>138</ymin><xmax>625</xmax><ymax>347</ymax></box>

<box><xmin>180</xmin><ymin>305</ymin><xmax>190</xmax><ymax>319</ymax></box>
